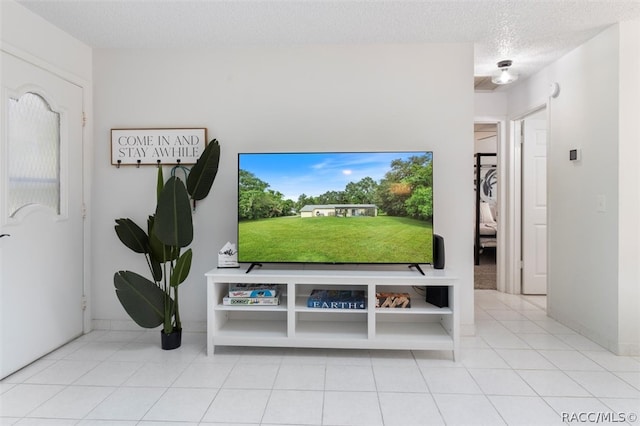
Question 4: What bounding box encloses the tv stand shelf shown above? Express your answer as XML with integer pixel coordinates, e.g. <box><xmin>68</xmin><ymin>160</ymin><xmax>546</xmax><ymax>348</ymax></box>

<box><xmin>205</xmin><ymin>265</ymin><xmax>459</xmax><ymax>359</ymax></box>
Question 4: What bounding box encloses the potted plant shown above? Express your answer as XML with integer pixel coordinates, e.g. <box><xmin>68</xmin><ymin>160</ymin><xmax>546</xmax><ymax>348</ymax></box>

<box><xmin>113</xmin><ymin>139</ymin><xmax>220</xmax><ymax>349</ymax></box>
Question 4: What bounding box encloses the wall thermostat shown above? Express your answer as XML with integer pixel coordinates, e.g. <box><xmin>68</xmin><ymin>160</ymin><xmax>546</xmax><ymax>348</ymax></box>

<box><xmin>569</xmin><ymin>148</ymin><xmax>581</xmax><ymax>161</ymax></box>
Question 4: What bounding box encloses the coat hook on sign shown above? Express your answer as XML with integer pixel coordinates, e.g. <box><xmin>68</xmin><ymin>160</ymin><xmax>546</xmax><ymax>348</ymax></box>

<box><xmin>136</xmin><ymin>159</ymin><xmax>141</xmax><ymax>168</ymax></box>
<box><xmin>116</xmin><ymin>159</ymin><xmax>121</xmax><ymax>169</ymax></box>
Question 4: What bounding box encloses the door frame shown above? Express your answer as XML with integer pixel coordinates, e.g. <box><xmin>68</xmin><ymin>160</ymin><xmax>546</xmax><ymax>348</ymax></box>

<box><xmin>1</xmin><ymin>44</ymin><xmax>93</xmax><ymax>333</ymax></box>
<box><xmin>507</xmin><ymin>104</ymin><xmax>548</xmax><ymax>295</ymax></box>
<box><xmin>474</xmin><ymin>116</ymin><xmax>507</xmax><ymax>293</ymax></box>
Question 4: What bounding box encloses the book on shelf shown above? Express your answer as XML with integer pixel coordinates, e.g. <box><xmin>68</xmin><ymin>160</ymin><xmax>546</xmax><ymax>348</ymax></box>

<box><xmin>307</xmin><ymin>289</ymin><xmax>366</xmax><ymax>309</ymax></box>
<box><xmin>228</xmin><ymin>283</ymin><xmax>279</xmax><ymax>298</ymax></box>
<box><xmin>223</xmin><ymin>296</ymin><xmax>280</xmax><ymax>306</ymax></box>
<box><xmin>376</xmin><ymin>292</ymin><xmax>411</xmax><ymax>308</ymax></box>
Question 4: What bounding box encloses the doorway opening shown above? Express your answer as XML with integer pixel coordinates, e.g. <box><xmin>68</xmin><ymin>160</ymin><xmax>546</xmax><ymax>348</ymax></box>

<box><xmin>474</xmin><ymin>123</ymin><xmax>498</xmax><ymax>290</ymax></box>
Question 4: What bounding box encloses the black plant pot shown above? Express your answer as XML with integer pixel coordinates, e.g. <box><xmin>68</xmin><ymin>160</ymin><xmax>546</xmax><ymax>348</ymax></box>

<box><xmin>160</xmin><ymin>328</ymin><xmax>182</xmax><ymax>350</ymax></box>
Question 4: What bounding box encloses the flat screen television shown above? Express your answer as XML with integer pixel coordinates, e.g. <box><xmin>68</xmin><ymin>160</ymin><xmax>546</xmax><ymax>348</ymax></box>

<box><xmin>237</xmin><ymin>151</ymin><xmax>433</xmax><ymax>266</ymax></box>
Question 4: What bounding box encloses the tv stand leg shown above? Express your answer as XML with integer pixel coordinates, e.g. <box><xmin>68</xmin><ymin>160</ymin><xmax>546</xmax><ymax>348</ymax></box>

<box><xmin>246</xmin><ymin>263</ymin><xmax>263</xmax><ymax>274</ymax></box>
<box><xmin>408</xmin><ymin>263</ymin><xmax>425</xmax><ymax>276</ymax></box>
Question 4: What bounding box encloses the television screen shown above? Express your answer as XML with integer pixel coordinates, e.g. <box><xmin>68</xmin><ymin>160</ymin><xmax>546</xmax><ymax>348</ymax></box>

<box><xmin>237</xmin><ymin>151</ymin><xmax>434</xmax><ymax>265</ymax></box>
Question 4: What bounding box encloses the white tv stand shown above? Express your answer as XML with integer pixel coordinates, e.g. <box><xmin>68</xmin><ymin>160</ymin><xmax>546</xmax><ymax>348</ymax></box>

<box><xmin>205</xmin><ymin>265</ymin><xmax>459</xmax><ymax>359</ymax></box>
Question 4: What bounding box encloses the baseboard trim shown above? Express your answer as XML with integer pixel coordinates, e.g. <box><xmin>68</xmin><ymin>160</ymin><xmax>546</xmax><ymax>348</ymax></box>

<box><xmin>91</xmin><ymin>319</ymin><xmax>207</xmax><ymax>333</ymax></box>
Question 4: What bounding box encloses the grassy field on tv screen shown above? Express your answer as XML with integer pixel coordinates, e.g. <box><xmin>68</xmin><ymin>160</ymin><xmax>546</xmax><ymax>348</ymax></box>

<box><xmin>238</xmin><ymin>215</ymin><xmax>433</xmax><ymax>264</ymax></box>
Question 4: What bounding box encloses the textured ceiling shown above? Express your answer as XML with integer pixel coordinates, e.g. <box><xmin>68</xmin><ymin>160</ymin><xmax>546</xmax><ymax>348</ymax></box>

<box><xmin>15</xmin><ymin>0</ymin><xmax>640</xmax><ymax>86</ymax></box>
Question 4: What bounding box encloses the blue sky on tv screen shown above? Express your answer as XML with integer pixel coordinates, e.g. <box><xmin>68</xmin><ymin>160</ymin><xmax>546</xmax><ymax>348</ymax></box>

<box><xmin>239</xmin><ymin>152</ymin><xmax>432</xmax><ymax>201</ymax></box>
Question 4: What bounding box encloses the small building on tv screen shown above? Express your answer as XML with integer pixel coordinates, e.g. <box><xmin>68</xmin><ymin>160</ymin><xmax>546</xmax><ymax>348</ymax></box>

<box><xmin>300</xmin><ymin>204</ymin><xmax>378</xmax><ymax>218</ymax></box>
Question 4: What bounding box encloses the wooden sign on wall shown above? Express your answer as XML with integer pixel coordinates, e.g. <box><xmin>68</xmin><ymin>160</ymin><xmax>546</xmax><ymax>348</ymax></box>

<box><xmin>111</xmin><ymin>128</ymin><xmax>207</xmax><ymax>166</ymax></box>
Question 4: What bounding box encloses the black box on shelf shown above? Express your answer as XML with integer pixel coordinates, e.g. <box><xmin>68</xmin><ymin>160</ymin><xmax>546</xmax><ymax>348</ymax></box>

<box><xmin>425</xmin><ymin>286</ymin><xmax>448</xmax><ymax>308</ymax></box>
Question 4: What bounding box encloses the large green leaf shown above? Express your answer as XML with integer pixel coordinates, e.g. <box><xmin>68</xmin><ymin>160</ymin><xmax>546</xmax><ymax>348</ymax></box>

<box><xmin>114</xmin><ymin>218</ymin><xmax>149</xmax><ymax>254</ymax></box>
<box><xmin>154</xmin><ymin>176</ymin><xmax>193</xmax><ymax>248</ymax></box>
<box><xmin>170</xmin><ymin>249</ymin><xmax>192</xmax><ymax>287</ymax></box>
<box><xmin>114</xmin><ymin>270</ymin><xmax>166</xmax><ymax>328</ymax></box>
<box><xmin>148</xmin><ymin>215</ymin><xmax>179</xmax><ymax>267</ymax></box>
<box><xmin>187</xmin><ymin>139</ymin><xmax>220</xmax><ymax>201</ymax></box>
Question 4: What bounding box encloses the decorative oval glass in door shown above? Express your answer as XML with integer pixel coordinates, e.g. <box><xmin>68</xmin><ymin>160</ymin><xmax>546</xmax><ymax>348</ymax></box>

<box><xmin>7</xmin><ymin>92</ymin><xmax>60</xmax><ymax>218</ymax></box>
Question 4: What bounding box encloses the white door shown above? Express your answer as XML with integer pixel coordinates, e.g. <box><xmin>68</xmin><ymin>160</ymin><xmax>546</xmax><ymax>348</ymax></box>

<box><xmin>0</xmin><ymin>52</ymin><xmax>85</xmax><ymax>378</ymax></box>
<box><xmin>521</xmin><ymin>118</ymin><xmax>547</xmax><ymax>295</ymax></box>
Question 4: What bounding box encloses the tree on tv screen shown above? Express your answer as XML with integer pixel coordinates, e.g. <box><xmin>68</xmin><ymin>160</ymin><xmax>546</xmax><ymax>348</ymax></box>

<box><xmin>238</xmin><ymin>170</ymin><xmax>295</xmax><ymax>220</ymax></box>
<box><xmin>376</xmin><ymin>154</ymin><xmax>433</xmax><ymax>219</ymax></box>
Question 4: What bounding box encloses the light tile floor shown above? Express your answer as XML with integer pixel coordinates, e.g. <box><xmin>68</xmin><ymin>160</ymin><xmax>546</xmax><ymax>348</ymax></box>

<box><xmin>1</xmin><ymin>290</ymin><xmax>639</xmax><ymax>425</ymax></box>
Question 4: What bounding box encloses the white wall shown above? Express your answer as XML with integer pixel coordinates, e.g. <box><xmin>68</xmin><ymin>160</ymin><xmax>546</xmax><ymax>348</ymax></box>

<box><xmin>475</xmin><ymin>92</ymin><xmax>507</xmax><ymax>118</ymax></box>
<box><xmin>617</xmin><ymin>20</ymin><xmax>640</xmax><ymax>355</ymax></box>
<box><xmin>1</xmin><ymin>0</ymin><xmax>91</xmax><ymax>83</ymax></box>
<box><xmin>474</xmin><ymin>136</ymin><xmax>496</xmax><ymax>154</ymax></box>
<box><xmin>91</xmin><ymin>45</ymin><xmax>476</xmax><ymax>332</ymax></box>
<box><xmin>506</xmin><ymin>23</ymin><xmax>640</xmax><ymax>355</ymax></box>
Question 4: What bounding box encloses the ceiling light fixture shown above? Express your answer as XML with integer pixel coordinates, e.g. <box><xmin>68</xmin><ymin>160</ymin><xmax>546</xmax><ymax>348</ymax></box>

<box><xmin>491</xmin><ymin>60</ymin><xmax>519</xmax><ymax>85</ymax></box>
